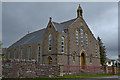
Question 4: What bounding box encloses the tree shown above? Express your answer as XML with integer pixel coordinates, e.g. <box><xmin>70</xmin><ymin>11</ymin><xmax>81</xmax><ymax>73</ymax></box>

<box><xmin>0</xmin><ymin>41</ymin><xmax>1</xmax><ymax>53</ymax></box>
<box><xmin>97</xmin><ymin>37</ymin><xmax>106</xmax><ymax>66</ymax></box>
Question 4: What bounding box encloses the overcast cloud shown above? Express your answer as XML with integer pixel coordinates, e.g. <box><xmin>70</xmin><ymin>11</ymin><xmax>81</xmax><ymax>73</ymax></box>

<box><xmin>2</xmin><ymin>2</ymin><xmax>118</xmax><ymax>59</ymax></box>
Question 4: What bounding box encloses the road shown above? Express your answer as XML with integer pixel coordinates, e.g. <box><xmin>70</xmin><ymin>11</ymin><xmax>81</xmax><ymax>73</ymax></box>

<box><xmin>58</xmin><ymin>76</ymin><xmax>119</xmax><ymax>80</ymax></box>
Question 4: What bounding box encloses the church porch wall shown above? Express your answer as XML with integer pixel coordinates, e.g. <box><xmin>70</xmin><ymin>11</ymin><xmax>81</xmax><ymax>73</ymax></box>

<box><xmin>57</xmin><ymin>54</ymin><xmax>68</xmax><ymax>65</ymax></box>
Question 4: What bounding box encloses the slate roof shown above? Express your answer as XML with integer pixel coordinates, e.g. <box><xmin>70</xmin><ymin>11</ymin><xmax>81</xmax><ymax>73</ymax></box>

<box><xmin>52</xmin><ymin>18</ymin><xmax>77</xmax><ymax>33</ymax></box>
<box><xmin>8</xmin><ymin>18</ymin><xmax>77</xmax><ymax>49</ymax></box>
<box><xmin>9</xmin><ymin>28</ymin><xmax>46</xmax><ymax>49</ymax></box>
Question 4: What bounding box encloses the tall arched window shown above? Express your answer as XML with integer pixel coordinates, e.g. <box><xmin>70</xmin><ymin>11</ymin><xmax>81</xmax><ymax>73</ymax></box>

<box><xmin>49</xmin><ymin>34</ymin><xmax>52</xmax><ymax>51</ymax></box>
<box><xmin>14</xmin><ymin>49</ymin><xmax>16</xmax><ymax>59</ymax></box>
<box><xmin>61</xmin><ymin>36</ymin><xmax>64</xmax><ymax>53</ymax></box>
<box><xmin>95</xmin><ymin>44</ymin><xmax>98</xmax><ymax>56</ymax></box>
<box><xmin>80</xmin><ymin>28</ymin><xmax>83</xmax><ymax>46</ymax></box>
<box><xmin>21</xmin><ymin>48</ymin><xmax>23</xmax><ymax>60</ymax></box>
<box><xmin>28</xmin><ymin>46</ymin><xmax>31</xmax><ymax>60</ymax></box>
<box><xmin>76</xmin><ymin>29</ymin><xmax>79</xmax><ymax>45</ymax></box>
<box><xmin>38</xmin><ymin>45</ymin><xmax>40</xmax><ymax>62</ymax></box>
<box><xmin>85</xmin><ymin>33</ymin><xmax>88</xmax><ymax>47</ymax></box>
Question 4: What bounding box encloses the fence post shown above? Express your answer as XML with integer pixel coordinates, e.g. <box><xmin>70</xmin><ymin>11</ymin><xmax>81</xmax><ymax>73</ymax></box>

<box><xmin>114</xmin><ymin>66</ymin><xmax>116</xmax><ymax>74</ymax></box>
<box><xmin>59</xmin><ymin>65</ymin><xmax>64</xmax><ymax>76</ymax></box>
<box><xmin>106</xmin><ymin>66</ymin><xmax>108</xmax><ymax>74</ymax></box>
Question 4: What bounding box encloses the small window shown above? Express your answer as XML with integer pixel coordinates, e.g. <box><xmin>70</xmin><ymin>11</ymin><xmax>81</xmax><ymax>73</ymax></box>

<box><xmin>95</xmin><ymin>44</ymin><xmax>98</xmax><ymax>56</ymax></box>
<box><xmin>49</xmin><ymin>34</ymin><xmax>52</xmax><ymax>51</ymax></box>
<box><xmin>85</xmin><ymin>33</ymin><xmax>88</xmax><ymax>47</ymax></box>
<box><xmin>73</xmin><ymin>52</ymin><xmax>76</xmax><ymax>62</ymax></box>
<box><xmin>76</xmin><ymin>29</ymin><xmax>79</xmax><ymax>45</ymax></box>
<box><xmin>80</xmin><ymin>28</ymin><xmax>84</xmax><ymax>46</ymax></box>
<box><xmin>61</xmin><ymin>37</ymin><xmax>64</xmax><ymax>53</ymax></box>
<box><xmin>90</xmin><ymin>54</ymin><xmax>92</xmax><ymax>63</ymax></box>
<box><xmin>28</xmin><ymin>46</ymin><xmax>31</xmax><ymax>60</ymax></box>
<box><xmin>38</xmin><ymin>45</ymin><xmax>40</xmax><ymax>62</ymax></box>
<box><xmin>21</xmin><ymin>48</ymin><xmax>23</xmax><ymax>60</ymax></box>
<box><xmin>14</xmin><ymin>49</ymin><xmax>16</xmax><ymax>59</ymax></box>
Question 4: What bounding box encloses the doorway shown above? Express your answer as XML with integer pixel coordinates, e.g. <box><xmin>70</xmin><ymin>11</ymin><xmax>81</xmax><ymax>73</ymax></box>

<box><xmin>81</xmin><ymin>53</ymin><xmax>85</xmax><ymax>69</ymax></box>
<box><xmin>47</xmin><ymin>56</ymin><xmax>52</xmax><ymax>64</ymax></box>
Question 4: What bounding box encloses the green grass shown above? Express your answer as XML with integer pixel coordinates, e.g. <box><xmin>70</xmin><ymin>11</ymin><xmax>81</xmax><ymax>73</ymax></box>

<box><xmin>52</xmin><ymin>74</ymin><xmax>111</xmax><ymax>79</ymax></box>
<box><xmin>2</xmin><ymin>74</ymin><xmax>112</xmax><ymax>80</ymax></box>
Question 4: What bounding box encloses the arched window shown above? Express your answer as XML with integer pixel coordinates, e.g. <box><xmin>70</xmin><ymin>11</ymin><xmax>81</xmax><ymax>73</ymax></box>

<box><xmin>90</xmin><ymin>54</ymin><xmax>92</xmax><ymax>63</ymax></box>
<box><xmin>76</xmin><ymin>29</ymin><xmax>79</xmax><ymax>45</ymax></box>
<box><xmin>95</xmin><ymin>44</ymin><xmax>98</xmax><ymax>56</ymax></box>
<box><xmin>21</xmin><ymin>48</ymin><xmax>23</xmax><ymax>60</ymax></box>
<box><xmin>61</xmin><ymin>36</ymin><xmax>64</xmax><ymax>53</ymax></box>
<box><xmin>49</xmin><ymin>34</ymin><xmax>52</xmax><ymax>51</ymax></box>
<box><xmin>38</xmin><ymin>45</ymin><xmax>40</xmax><ymax>62</ymax></box>
<box><xmin>80</xmin><ymin>28</ymin><xmax>83</xmax><ymax>46</ymax></box>
<box><xmin>85</xmin><ymin>33</ymin><xmax>88</xmax><ymax>47</ymax></box>
<box><xmin>14</xmin><ymin>49</ymin><xmax>16</xmax><ymax>59</ymax></box>
<box><xmin>28</xmin><ymin>46</ymin><xmax>31</xmax><ymax>60</ymax></box>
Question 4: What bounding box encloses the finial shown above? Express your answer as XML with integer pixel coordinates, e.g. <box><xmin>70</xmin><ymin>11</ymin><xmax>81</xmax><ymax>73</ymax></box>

<box><xmin>28</xmin><ymin>31</ymin><xmax>29</xmax><ymax>34</ymax></box>
<box><xmin>79</xmin><ymin>4</ymin><xmax>80</xmax><ymax>8</ymax></box>
<box><xmin>50</xmin><ymin>17</ymin><xmax>52</xmax><ymax>21</ymax></box>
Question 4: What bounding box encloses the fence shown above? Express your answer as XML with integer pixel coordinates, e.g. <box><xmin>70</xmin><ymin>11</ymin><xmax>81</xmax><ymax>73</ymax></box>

<box><xmin>63</xmin><ymin>65</ymin><xmax>105</xmax><ymax>75</ymax></box>
<box><xmin>2</xmin><ymin>60</ymin><xmax>120</xmax><ymax>78</ymax></box>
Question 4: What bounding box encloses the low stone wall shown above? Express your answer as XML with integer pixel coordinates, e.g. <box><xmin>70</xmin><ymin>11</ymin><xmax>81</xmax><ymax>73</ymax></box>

<box><xmin>2</xmin><ymin>60</ymin><xmax>60</xmax><ymax>78</ymax></box>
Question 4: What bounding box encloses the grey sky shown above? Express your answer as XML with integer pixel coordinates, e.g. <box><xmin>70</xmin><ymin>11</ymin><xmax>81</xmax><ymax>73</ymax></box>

<box><xmin>2</xmin><ymin>2</ymin><xmax>118</xmax><ymax>59</ymax></box>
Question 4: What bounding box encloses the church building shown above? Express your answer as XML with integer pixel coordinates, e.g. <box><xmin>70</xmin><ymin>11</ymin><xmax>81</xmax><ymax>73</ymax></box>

<box><xmin>5</xmin><ymin>5</ymin><xmax>100</xmax><ymax>67</ymax></box>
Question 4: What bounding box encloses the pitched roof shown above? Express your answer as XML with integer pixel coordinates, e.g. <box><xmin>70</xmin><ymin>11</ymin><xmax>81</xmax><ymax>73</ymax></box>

<box><xmin>8</xmin><ymin>28</ymin><xmax>45</xmax><ymax>49</ymax></box>
<box><xmin>52</xmin><ymin>18</ymin><xmax>77</xmax><ymax>33</ymax></box>
<box><xmin>8</xmin><ymin>18</ymin><xmax>76</xmax><ymax>49</ymax></box>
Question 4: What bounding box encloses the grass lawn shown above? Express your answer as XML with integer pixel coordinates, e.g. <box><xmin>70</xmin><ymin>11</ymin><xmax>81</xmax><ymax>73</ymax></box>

<box><xmin>2</xmin><ymin>74</ymin><xmax>112</xmax><ymax>80</ymax></box>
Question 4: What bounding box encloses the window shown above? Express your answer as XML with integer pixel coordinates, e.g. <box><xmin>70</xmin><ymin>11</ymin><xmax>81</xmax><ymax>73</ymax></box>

<box><xmin>90</xmin><ymin>54</ymin><xmax>92</xmax><ymax>63</ymax></box>
<box><xmin>14</xmin><ymin>49</ymin><xmax>16</xmax><ymax>59</ymax></box>
<box><xmin>49</xmin><ymin>34</ymin><xmax>52</xmax><ymax>51</ymax></box>
<box><xmin>80</xmin><ymin>28</ymin><xmax>83</xmax><ymax>46</ymax></box>
<box><xmin>76</xmin><ymin>29</ymin><xmax>79</xmax><ymax>45</ymax></box>
<box><xmin>73</xmin><ymin>52</ymin><xmax>76</xmax><ymax>62</ymax></box>
<box><xmin>8</xmin><ymin>52</ymin><xmax>10</xmax><ymax>59</ymax></box>
<box><xmin>21</xmin><ymin>48</ymin><xmax>23</xmax><ymax>60</ymax></box>
<box><xmin>61</xmin><ymin>37</ymin><xmax>64</xmax><ymax>53</ymax></box>
<box><xmin>38</xmin><ymin>45</ymin><xmax>40</xmax><ymax>62</ymax></box>
<box><xmin>28</xmin><ymin>46</ymin><xmax>31</xmax><ymax>60</ymax></box>
<box><xmin>85</xmin><ymin>33</ymin><xmax>88</xmax><ymax>47</ymax></box>
<box><xmin>95</xmin><ymin>44</ymin><xmax>98</xmax><ymax>56</ymax></box>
